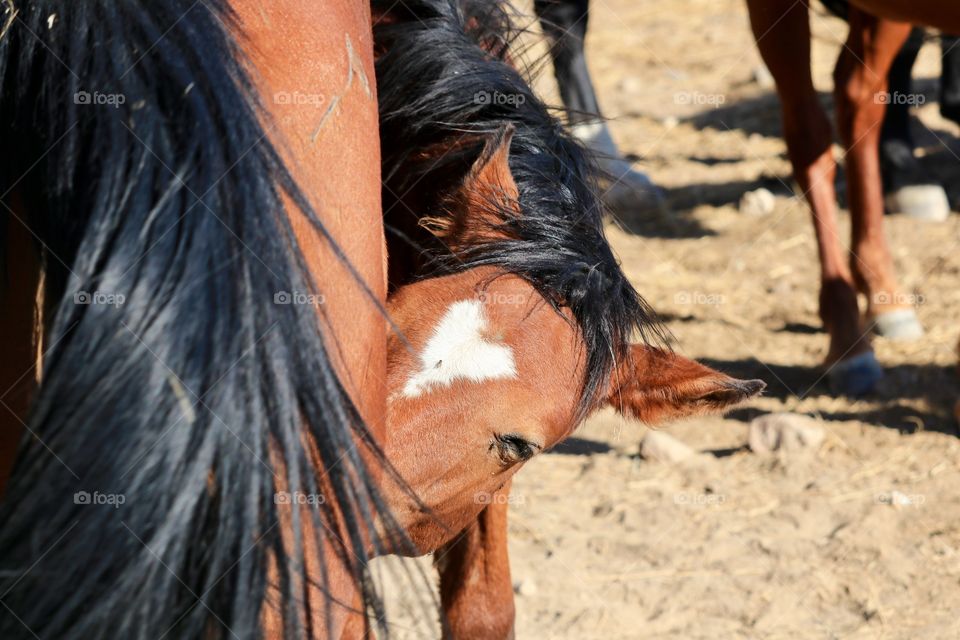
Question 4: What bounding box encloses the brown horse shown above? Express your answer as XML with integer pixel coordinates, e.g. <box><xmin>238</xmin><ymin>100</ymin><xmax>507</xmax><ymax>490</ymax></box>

<box><xmin>381</xmin><ymin>1</ymin><xmax>957</xmax><ymax>634</ymax></box>
<box><xmin>833</xmin><ymin>0</ymin><xmax>960</xmax><ymax>437</ymax></box>
<box><xmin>377</xmin><ymin>131</ymin><xmax>764</xmax><ymax>638</ymax></box>
<box><xmin>744</xmin><ymin>0</ymin><xmax>960</xmax><ymax>396</ymax></box>
<box><xmin>384</xmin><ymin>270</ymin><xmax>764</xmax><ymax>638</ymax></box>
<box><xmin>0</xmin><ymin>0</ymin><xmax>394</xmax><ymax>637</ymax></box>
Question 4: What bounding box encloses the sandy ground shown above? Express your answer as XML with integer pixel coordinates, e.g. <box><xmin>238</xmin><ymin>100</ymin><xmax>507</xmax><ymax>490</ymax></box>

<box><xmin>375</xmin><ymin>1</ymin><xmax>960</xmax><ymax>637</ymax></box>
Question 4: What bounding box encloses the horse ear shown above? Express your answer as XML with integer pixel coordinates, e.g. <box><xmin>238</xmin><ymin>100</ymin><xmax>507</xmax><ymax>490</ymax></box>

<box><xmin>605</xmin><ymin>344</ymin><xmax>765</xmax><ymax>424</ymax></box>
<box><xmin>422</xmin><ymin>125</ymin><xmax>519</xmax><ymax>247</ymax></box>
<box><xmin>463</xmin><ymin>123</ymin><xmax>518</xmax><ymax>205</ymax></box>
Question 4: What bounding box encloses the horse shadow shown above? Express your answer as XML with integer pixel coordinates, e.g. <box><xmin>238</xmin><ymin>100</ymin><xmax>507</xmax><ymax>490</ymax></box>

<box><xmin>607</xmin><ymin>204</ymin><xmax>715</xmax><ymax>240</ymax></box>
<box><xmin>610</xmin><ymin>77</ymin><xmax>960</xmax><ymax>226</ymax></box>
<box><xmin>701</xmin><ymin>356</ymin><xmax>959</xmax><ymax>437</ymax></box>
<box><xmin>548</xmin><ymin>437</ymin><xmax>613</xmax><ymax>456</ymax></box>
<box><xmin>664</xmin><ymin>175</ymin><xmax>795</xmax><ymax>213</ymax></box>
<box><xmin>681</xmin><ymin>84</ymin><xmax>960</xmax><ymax>209</ymax></box>
<box><xmin>686</xmin><ymin>80</ymin><xmax>951</xmax><ymax>141</ymax></box>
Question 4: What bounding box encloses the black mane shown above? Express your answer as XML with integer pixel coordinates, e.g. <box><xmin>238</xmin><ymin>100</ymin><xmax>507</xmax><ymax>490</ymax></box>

<box><xmin>375</xmin><ymin>0</ymin><xmax>664</xmax><ymax>410</ymax></box>
<box><xmin>0</xmin><ymin>2</ymin><xmax>397</xmax><ymax>637</ymax></box>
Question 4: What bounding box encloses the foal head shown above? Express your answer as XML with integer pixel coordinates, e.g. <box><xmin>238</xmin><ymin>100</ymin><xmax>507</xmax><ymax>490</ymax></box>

<box><xmin>374</xmin><ymin>0</ymin><xmax>762</xmax><ymax>553</ymax></box>
<box><xmin>385</xmin><ymin>268</ymin><xmax>763</xmax><ymax>553</ymax></box>
<box><xmin>382</xmin><ymin>132</ymin><xmax>764</xmax><ymax>552</ymax></box>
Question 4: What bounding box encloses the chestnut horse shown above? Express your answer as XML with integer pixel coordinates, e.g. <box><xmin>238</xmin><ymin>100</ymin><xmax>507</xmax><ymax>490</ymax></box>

<box><xmin>372</xmin><ymin>1</ymin><xmax>763</xmax><ymax>634</ymax></box>
<box><xmin>384</xmin><ymin>232</ymin><xmax>763</xmax><ymax>639</ymax></box>
<box><xmin>743</xmin><ymin>0</ymin><xmax>960</xmax><ymax>397</ymax></box>
<box><xmin>0</xmin><ymin>0</ymin><xmax>397</xmax><ymax>637</ymax></box>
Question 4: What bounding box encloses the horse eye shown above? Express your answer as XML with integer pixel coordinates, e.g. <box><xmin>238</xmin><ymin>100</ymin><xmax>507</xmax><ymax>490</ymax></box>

<box><xmin>493</xmin><ymin>433</ymin><xmax>540</xmax><ymax>465</ymax></box>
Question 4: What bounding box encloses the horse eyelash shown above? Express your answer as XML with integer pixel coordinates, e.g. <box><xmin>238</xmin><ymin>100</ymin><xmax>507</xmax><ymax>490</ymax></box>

<box><xmin>493</xmin><ymin>433</ymin><xmax>540</xmax><ymax>464</ymax></box>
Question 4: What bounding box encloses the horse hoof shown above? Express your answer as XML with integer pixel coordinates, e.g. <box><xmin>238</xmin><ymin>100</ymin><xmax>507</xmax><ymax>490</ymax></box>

<box><xmin>885</xmin><ymin>185</ymin><xmax>951</xmax><ymax>221</ymax></box>
<box><xmin>828</xmin><ymin>351</ymin><xmax>883</xmax><ymax>397</ymax></box>
<box><xmin>871</xmin><ymin>308</ymin><xmax>924</xmax><ymax>341</ymax></box>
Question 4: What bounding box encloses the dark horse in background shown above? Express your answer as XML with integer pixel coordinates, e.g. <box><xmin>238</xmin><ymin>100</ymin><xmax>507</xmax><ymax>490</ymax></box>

<box><xmin>534</xmin><ymin>0</ymin><xmax>960</xmax><ymax>396</ymax></box>
<box><xmin>531</xmin><ymin>0</ymin><xmax>667</xmax><ymax>219</ymax></box>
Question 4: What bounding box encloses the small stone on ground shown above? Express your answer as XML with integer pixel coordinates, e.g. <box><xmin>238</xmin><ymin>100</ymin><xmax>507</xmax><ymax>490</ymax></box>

<box><xmin>640</xmin><ymin>430</ymin><xmax>698</xmax><ymax>463</ymax></box>
<box><xmin>739</xmin><ymin>187</ymin><xmax>776</xmax><ymax>217</ymax></box>
<box><xmin>748</xmin><ymin>413</ymin><xmax>825</xmax><ymax>454</ymax></box>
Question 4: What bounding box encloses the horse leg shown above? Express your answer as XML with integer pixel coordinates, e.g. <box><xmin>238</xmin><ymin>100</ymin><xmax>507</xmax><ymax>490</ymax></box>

<box><xmin>834</xmin><ymin>11</ymin><xmax>923</xmax><ymax>340</ymax></box>
<box><xmin>533</xmin><ymin>0</ymin><xmax>664</xmax><ymax>216</ymax></box>
<box><xmin>941</xmin><ymin>34</ymin><xmax>960</xmax><ymax>126</ymax></box>
<box><xmin>879</xmin><ymin>27</ymin><xmax>950</xmax><ymax>220</ymax></box>
<box><xmin>746</xmin><ymin>0</ymin><xmax>880</xmax><ymax>394</ymax></box>
<box><xmin>533</xmin><ymin>0</ymin><xmax>598</xmax><ymax>120</ymax></box>
<box><xmin>436</xmin><ymin>483</ymin><xmax>515</xmax><ymax>640</ymax></box>
<box><xmin>879</xmin><ymin>27</ymin><xmax>922</xmax><ymax>150</ymax></box>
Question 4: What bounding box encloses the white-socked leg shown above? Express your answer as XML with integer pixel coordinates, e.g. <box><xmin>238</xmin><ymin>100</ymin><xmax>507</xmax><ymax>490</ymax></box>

<box><xmin>570</xmin><ymin>120</ymin><xmax>667</xmax><ymax>221</ymax></box>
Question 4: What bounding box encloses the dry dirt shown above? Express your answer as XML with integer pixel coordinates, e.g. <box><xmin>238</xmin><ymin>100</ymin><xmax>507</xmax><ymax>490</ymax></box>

<box><xmin>375</xmin><ymin>1</ymin><xmax>960</xmax><ymax>637</ymax></box>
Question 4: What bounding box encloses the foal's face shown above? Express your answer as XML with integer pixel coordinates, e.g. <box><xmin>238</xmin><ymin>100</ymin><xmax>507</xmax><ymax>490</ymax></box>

<box><xmin>384</xmin><ymin>268</ymin><xmax>763</xmax><ymax>554</ymax></box>
<box><xmin>381</xmin><ymin>128</ymin><xmax>762</xmax><ymax>553</ymax></box>
<box><xmin>384</xmin><ymin>270</ymin><xmax>583</xmax><ymax>551</ymax></box>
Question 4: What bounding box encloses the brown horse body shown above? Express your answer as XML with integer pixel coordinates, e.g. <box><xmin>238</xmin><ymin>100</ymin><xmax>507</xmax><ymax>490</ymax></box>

<box><xmin>744</xmin><ymin>0</ymin><xmax>960</xmax><ymax>395</ymax></box>
<box><xmin>384</xmin><ymin>266</ymin><xmax>764</xmax><ymax>638</ymax></box>
<box><xmin>0</xmin><ymin>0</ymin><xmax>390</xmax><ymax>636</ymax></box>
<box><xmin>850</xmin><ymin>0</ymin><xmax>960</xmax><ymax>31</ymax></box>
<box><xmin>380</xmin><ymin>137</ymin><xmax>763</xmax><ymax>638</ymax></box>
